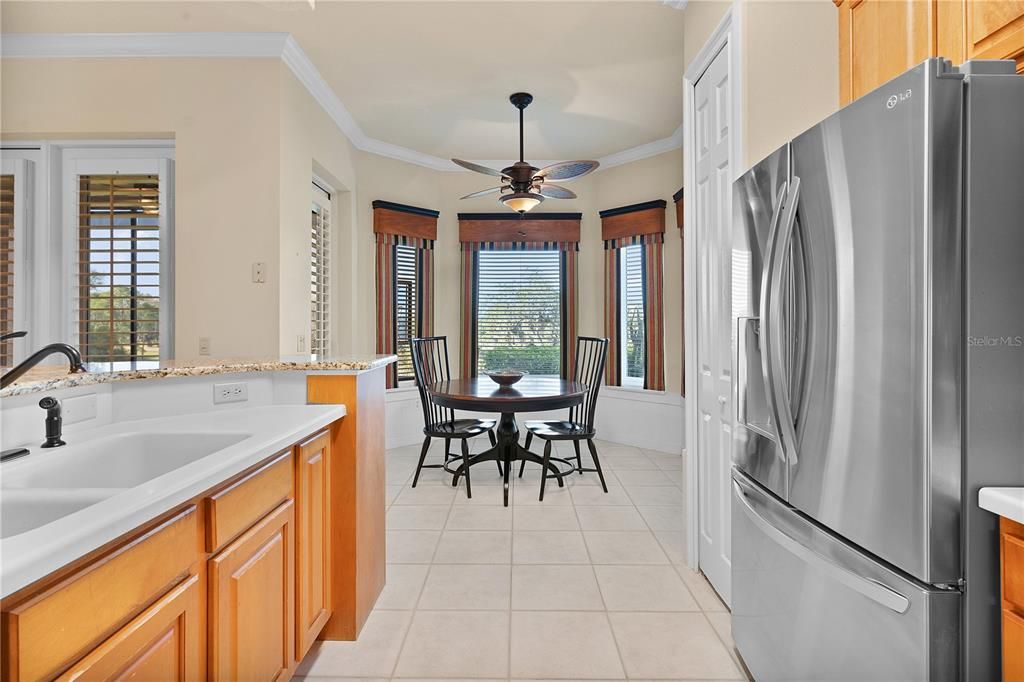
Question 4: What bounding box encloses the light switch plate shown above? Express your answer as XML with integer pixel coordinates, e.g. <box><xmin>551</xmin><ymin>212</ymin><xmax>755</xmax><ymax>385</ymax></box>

<box><xmin>252</xmin><ymin>262</ymin><xmax>266</xmax><ymax>284</ymax></box>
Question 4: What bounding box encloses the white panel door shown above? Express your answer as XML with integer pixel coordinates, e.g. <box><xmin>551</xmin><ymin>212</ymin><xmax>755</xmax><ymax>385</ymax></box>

<box><xmin>694</xmin><ymin>44</ymin><xmax>733</xmax><ymax>605</ymax></box>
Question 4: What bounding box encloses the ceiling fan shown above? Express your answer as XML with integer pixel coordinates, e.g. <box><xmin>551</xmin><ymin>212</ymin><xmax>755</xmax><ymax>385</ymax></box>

<box><xmin>453</xmin><ymin>92</ymin><xmax>599</xmax><ymax>214</ymax></box>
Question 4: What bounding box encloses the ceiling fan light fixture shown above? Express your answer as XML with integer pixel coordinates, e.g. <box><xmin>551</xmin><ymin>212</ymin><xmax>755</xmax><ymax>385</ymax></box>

<box><xmin>500</xmin><ymin>191</ymin><xmax>544</xmax><ymax>214</ymax></box>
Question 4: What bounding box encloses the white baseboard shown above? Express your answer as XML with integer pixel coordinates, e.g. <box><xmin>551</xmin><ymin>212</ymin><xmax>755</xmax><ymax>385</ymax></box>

<box><xmin>386</xmin><ymin>385</ymin><xmax>685</xmax><ymax>454</ymax></box>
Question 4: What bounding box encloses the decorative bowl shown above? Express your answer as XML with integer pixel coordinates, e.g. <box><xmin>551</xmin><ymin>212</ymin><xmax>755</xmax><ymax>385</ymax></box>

<box><xmin>485</xmin><ymin>370</ymin><xmax>527</xmax><ymax>387</ymax></box>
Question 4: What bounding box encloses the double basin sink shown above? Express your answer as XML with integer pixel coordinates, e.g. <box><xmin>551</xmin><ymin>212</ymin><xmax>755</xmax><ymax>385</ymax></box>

<box><xmin>1</xmin><ymin>431</ymin><xmax>249</xmax><ymax>538</ymax></box>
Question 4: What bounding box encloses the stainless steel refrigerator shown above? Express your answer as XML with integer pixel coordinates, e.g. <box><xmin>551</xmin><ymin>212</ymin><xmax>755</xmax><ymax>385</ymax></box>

<box><xmin>731</xmin><ymin>58</ymin><xmax>1024</xmax><ymax>681</ymax></box>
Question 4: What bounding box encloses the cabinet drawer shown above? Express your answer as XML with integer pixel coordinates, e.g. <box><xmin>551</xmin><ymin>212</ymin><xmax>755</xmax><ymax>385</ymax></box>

<box><xmin>206</xmin><ymin>450</ymin><xmax>292</xmax><ymax>553</ymax></box>
<box><xmin>56</xmin><ymin>573</ymin><xmax>202</xmax><ymax>681</ymax></box>
<box><xmin>2</xmin><ymin>507</ymin><xmax>198</xmax><ymax>681</ymax></box>
<box><xmin>1002</xmin><ymin>517</ymin><xmax>1024</xmax><ymax>612</ymax></box>
<box><xmin>1004</xmin><ymin>608</ymin><xmax>1024</xmax><ymax>682</ymax></box>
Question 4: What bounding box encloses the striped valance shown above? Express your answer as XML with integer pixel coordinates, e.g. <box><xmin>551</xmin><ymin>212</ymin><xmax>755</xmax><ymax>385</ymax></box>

<box><xmin>461</xmin><ymin>240</ymin><xmax>578</xmax><ymax>252</ymax></box>
<box><xmin>375</xmin><ymin>232</ymin><xmax>435</xmax><ymax>250</ymax></box>
<box><xmin>604</xmin><ymin>233</ymin><xmax>665</xmax><ymax>250</ymax></box>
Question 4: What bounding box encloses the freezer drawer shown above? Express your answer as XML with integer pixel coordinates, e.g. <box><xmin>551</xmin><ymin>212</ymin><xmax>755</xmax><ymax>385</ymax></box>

<box><xmin>731</xmin><ymin>471</ymin><xmax>959</xmax><ymax>681</ymax></box>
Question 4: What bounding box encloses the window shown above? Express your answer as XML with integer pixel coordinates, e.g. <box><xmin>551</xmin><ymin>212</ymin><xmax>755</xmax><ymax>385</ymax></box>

<box><xmin>311</xmin><ymin>182</ymin><xmax>331</xmax><ymax>357</ymax></box>
<box><xmin>620</xmin><ymin>244</ymin><xmax>645</xmax><ymax>386</ymax></box>
<box><xmin>0</xmin><ymin>173</ymin><xmax>13</xmax><ymax>366</ymax></box>
<box><xmin>476</xmin><ymin>250</ymin><xmax>562</xmax><ymax>377</ymax></box>
<box><xmin>77</xmin><ymin>173</ymin><xmax>162</xmax><ymax>369</ymax></box>
<box><xmin>394</xmin><ymin>245</ymin><xmax>419</xmax><ymax>381</ymax></box>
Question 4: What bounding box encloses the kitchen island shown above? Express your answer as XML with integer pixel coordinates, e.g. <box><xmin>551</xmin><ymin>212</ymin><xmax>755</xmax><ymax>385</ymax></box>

<box><xmin>0</xmin><ymin>355</ymin><xmax>396</xmax><ymax>679</ymax></box>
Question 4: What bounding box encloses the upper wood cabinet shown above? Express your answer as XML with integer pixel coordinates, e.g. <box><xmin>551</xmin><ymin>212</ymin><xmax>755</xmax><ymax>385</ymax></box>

<box><xmin>837</xmin><ymin>0</ymin><xmax>1024</xmax><ymax>104</ymax></box>
<box><xmin>295</xmin><ymin>431</ymin><xmax>332</xmax><ymax>660</ymax></box>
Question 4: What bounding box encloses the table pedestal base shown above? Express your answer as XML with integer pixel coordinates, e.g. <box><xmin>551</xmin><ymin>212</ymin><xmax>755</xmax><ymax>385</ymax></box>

<box><xmin>452</xmin><ymin>412</ymin><xmax>569</xmax><ymax>506</ymax></box>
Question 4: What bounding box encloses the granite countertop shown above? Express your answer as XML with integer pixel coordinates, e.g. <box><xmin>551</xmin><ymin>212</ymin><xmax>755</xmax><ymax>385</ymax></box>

<box><xmin>0</xmin><ymin>355</ymin><xmax>398</xmax><ymax>398</ymax></box>
<box><xmin>979</xmin><ymin>487</ymin><xmax>1024</xmax><ymax>525</ymax></box>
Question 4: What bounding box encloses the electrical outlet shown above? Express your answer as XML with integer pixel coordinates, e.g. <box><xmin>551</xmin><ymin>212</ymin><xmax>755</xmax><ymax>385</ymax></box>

<box><xmin>297</xmin><ymin>334</ymin><xmax>306</xmax><ymax>353</ymax></box>
<box><xmin>213</xmin><ymin>382</ymin><xmax>248</xmax><ymax>405</ymax></box>
<box><xmin>252</xmin><ymin>262</ymin><xmax>266</xmax><ymax>284</ymax></box>
<box><xmin>198</xmin><ymin>337</ymin><xmax>211</xmax><ymax>355</ymax></box>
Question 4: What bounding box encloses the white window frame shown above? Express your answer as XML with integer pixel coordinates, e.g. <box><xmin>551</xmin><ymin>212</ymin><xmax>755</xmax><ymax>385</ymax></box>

<box><xmin>61</xmin><ymin>145</ymin><xmax>175</xmax><ymax>362</ymax></box>
<box><xmin>394</xmin><ymin>243</ymin><xmax>419</xmax><ymax>388</ymax></box>
<box><xmin>0</xmin><ymin>156</ymin><xmax>34</xmax><ymax>364</ymax></box>
<box><xmin>311</xmin><ymin>178</ymin><xmax>332</xmax><ymax>357</ymax></box>
<box><xmin>619</xmin><ymin>244</ymin><xmax>645</xmax><ymax>388</ymax></box>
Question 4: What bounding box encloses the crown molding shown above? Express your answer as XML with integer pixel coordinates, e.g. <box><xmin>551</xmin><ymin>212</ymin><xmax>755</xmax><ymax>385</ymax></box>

<box><xmin>1</xmin><ymin>32</ymin><xmax>682</xmax><ymax>173</ymax></box>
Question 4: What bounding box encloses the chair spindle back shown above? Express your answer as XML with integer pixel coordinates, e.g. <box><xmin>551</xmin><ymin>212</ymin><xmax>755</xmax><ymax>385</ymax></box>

<box><xmin>412</xmin><ymin>336</ymin><xmax>456</xmax><ymax>428</ymax></box>
<box><xmin>569</xmin><ymin>336</ymin><xmax>609</xmax><ymax>431</ymax></box>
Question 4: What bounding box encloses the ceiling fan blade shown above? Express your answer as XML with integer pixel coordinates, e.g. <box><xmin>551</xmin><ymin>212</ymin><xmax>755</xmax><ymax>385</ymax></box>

<box><xmin>535</xmin><ymin>160</ymin><xmax>599</xmax><ymax>182</ymax></box>
<box><xmin>536</xmin><ymin>183</ymin><xmax>577</xmax><ymax>200</ymax></box>
<box><xmin>452</xmin><ymin>158</ymin><xmax>506</xmax><ymax>178</ymax></box>
<box><xmin>459</xmin><ymin>186</ymin><xmax>507</xmax><ymax>200</ymax></box>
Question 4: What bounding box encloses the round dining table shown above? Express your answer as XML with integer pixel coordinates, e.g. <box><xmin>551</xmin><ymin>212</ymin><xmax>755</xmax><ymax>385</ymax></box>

<box><xmin>426</xmin><ymin>376</ymin><xmax>586</xmax><ymax>506</ymax></box>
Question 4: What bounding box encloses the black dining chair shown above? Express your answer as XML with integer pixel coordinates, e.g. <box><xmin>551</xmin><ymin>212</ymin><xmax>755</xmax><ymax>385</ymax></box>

<box><xmin>410</xmin><ymin>336</ymin><xmax>498</xmax><ymax>499</ymax></box>
<box><xmin>519</xmin><ymin>336</ymin><xmax>610</xmax><ymax>500</ymax></box>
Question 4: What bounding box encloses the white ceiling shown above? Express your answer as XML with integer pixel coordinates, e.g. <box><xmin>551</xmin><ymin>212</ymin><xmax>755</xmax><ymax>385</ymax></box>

<box><xmin>2</xmin><ymin>1</ymin><xmax>687</xmax><ymax>162</ymax></box>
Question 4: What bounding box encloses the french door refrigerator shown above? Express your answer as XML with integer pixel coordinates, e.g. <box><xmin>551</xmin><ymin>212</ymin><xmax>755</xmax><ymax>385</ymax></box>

<box><xmin>731</xmin><ymin>58</ymin><xmax>1024</xmax><ymax>681</ymax></box>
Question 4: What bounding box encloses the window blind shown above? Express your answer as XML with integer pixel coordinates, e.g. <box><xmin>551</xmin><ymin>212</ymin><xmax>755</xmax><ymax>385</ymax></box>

<box><xmin>311</xmin><ymin>186</ymin><xmax>331</xmax><ymax>356</ymax></box>
<box><xmin>621</xmin><ymin>244</ymin><xmax>645</xmax><ymax>381</ymax></box>
<box><xmin>477</xmin><ymin>250</ymin><xmax>562</xmax><ymax>377</ymax></box>
<box><xmin>78</xmin><ymin>174</ymin><xmax>160</xmax><ymax>369</ymax></box>
<box><xmin>0</xmin><ymin>174</ymin><xmax>13</xmax><ymax>367</ymax></box>
<box><xmin>394</xmin><ymin>244</ymin><xmax>418</xmax><ymax>381</ymax></box>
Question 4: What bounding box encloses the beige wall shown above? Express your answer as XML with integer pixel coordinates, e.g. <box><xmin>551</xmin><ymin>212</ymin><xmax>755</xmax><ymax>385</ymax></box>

<box><xmin>2</xmin><ymin>55</ymin><xmax>684</xmax><ymax>394</ymax></box>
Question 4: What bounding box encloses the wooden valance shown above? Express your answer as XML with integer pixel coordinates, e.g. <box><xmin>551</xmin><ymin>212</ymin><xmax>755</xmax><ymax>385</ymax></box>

<box><xmin>599</xmin><ymin>200</ymin><xmax>667</xmax><ymax>241</ymax></box>
<box><xmin>457</xmin><ymin>212</ymin><xmax>581</xmax><ymax>243</ymax></box>
<box><xmin>372</xmin><ymin>200</ymin><xmax>439</xmax><ymax>241</ymax></box>
<box><xmin>673</xmin><ymin>188</ymin><xmax>684</xmax><ymax>230</ymax></box>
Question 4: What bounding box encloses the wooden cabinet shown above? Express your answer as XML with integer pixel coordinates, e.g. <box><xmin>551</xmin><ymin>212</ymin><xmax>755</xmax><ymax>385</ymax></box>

<box><xmin>837</xmin><ymin>0</ymin><xmax>1024</xmax><ymax>105</ymax></box>
<box><xmin>1002</xmin><ymin>516</ymin><xmax>1024</xmax><ymax>680</ymax></box>
<box><xmin>56</xmin><ymin>574</ymin><xmax>202</xmax><ymax>681</ymax></box>
<box><xmin>209</xmin><ymin>500</ymin><xmax>296</xmax><ymax>681</ymax></box>
<box><xmin>295</xmin><ymin>431</ymin><xmax>332</xmax><ymax>659</ymax></box>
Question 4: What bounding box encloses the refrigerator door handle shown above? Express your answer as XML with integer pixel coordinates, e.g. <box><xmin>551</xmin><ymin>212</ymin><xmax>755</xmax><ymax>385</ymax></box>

<box><xmin>758</xmin><ymin>182</ymin><xmax>789</xmax><ymax>462</ymax></box>
<box><xmin>764</xmin><ymin>176</ymin><xmax>802</xmax><ymax>466</ymax></box>
<box><xmin>732</xmin><ymin>477</ymin><xmax>911</xmax><ymax>614</ymax></box>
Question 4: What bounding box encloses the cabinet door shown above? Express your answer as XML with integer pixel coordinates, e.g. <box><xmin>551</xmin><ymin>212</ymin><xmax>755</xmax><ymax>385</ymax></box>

<box><xmin>295</xmin><ymin>431</ymin><xmax>332</xmax><ymax>659</ymax></box>
<box><xmin>966</xmin><ymin>0</ymin><xmax>1024</xmax><ymax>72</ymax></box>
<box><xmin>838</xmin><ymin>0</ymin><xmax>933</xmax><ymax>104</ymax></box>
<box><xmin>57</xmin><ymin>574</ymin><xmax>202</xmax><ymax>681</ymax></box>
<box><xmin>209</xmin><ymin>500</ymin><xmax>295</xmax><ymax>681</ymax></box>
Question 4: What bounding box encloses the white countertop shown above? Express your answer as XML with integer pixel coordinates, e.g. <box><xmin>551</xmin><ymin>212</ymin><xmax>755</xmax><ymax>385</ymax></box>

<box><xmin>979</xmin><ymin>487</ymin><xmax>1024</xmax><ymax>525</ymax></box>
<box><xmin>0</xmin><ymin>404</ymin><xmax>345</xmax><ymax>598</ymax></box>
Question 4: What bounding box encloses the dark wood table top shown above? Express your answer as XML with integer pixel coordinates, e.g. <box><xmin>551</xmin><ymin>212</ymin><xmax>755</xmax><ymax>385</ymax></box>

<box><xmin>426</xmin><ymin>376</ymin><xmax>586</xmax><ymax>413</ymax></box>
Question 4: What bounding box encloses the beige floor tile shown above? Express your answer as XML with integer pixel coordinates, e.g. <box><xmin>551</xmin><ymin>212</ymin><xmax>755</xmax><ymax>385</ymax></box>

<box><xmin>510</xmin><ymin>611</ymin><xmax>625</xmax><ymax>679</ymax></box>
<box><xmin>624</xmin><ymin>485</ymin><xmax>683</xmax><ymax>506</ymax></box>
<box><xmin>604</xmin><ymin>453</ymin><xmax>660</xmax><ymax>471</ymax></box>
<box><xmin>296</xmin><ymin>609</ymin><xmax>412</xmax><ymax>678</ymax></box>
<box><xmin>386</xmin><ymin>485</ymin><xmax>404</xmax><ymax>506</ymax></box>
<box><xmin>594</xmin><ymin>565</ymin><xmax>699</xmax><ymax>611</ymax></box>
<box><xmin>513</xmin><ymin>530</ymin><xmax>590</xmax><ymax>564</ymax></box>
<box><xmin>512</xmin><ymin>480</ymin><xmax>574</xmax><ymax>505</ymax></box>
<box><xmin>609</xmin><ymin>612</ymin><xmax>743</xmax><ymax>680</ymax></box>
<box><xmin>575</xmin><ymin>505</ymin><xmax>648</xmax><ymax>531</ymax></box>
<box><xmin>511</xmin><ymin>564</ymin><xmax>605</xmax><ymax>611</ymax></box>
<box><xmin>453</xmin><ymin>482</ymin><xmax>510</xmax><ymax>505</ymax></box>
<box><xmin>418</xmin><ymin>564</ymin><xmax>512</xmax><ymax>610</ymax></box>
<box><xmin>514</xmin><ymin>505</ymin><xmax>580</xmax><ymax>531</ymax></box>
<box><xmin>662</xmin><ymin>468</ymin><xmax>685</xmax><ymax>486</ymax></box>
<box><xmin>434</xmin><ymin>530</ymin><xmax>512</xmax><ymax>564</ymax></box>
<box><xmin>644</xmin><ymin>450</ymin><xmax>684</xmax><ymax>469</ymax></box>
<box><xmin>394</xmin><ymin>484</ymin><xmax>458</xmax><ymax>506</ymax></box>
<box><xmin>584</xmin><ymin>531</ymin><xmax>669</xmax><ymax>564</ymax></box>
<box><xmin>387</xmin><ymin>505</ymin><xmax>451</xmax><ymax>530</ymax></box>
<box><xmin>375</xmin><ymin>564</ymin><xmax>429</xmax><ymax>610</ymax></box>
<box><xmin>394</xmin><ymin>610</ymin><xmax>510</xmax><ymax>679</ymax></box>
<box><xmin>569</xmin><ymin>485</ymin><xmax>633</xmax><ymax>506</ymax></box>
<box><xmin>446</xmin><ymin>505</ymin><xmax>514</xmax><ymax>530</ymax></box>
<box><xmin>612</xmin><ymin>468</ymin><xmax>675</xmax><ymax>486</ymax></box>
<box><xmin>387</xmin><ymin>530</ymin><xmax>441</xmax><ymax>564</ymax></box>
<box><xmin>635</xmin><ymin>505</ymin><xmax>685</xmax><ymax>531</ymax></box>
<box><xmin>655</xmin><ymin>530</ymin><xmax>688</xmax><ymax>564</ymax></box>
<box><xmin>676</xmin><ymin>568</ymin><xmax>729</xmax><ymax>612</ymax></box>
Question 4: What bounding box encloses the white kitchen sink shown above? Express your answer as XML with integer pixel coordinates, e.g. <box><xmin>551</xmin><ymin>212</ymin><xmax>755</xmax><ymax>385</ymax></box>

<box><xmin>0</xmin><ymin>488</ymin><xmax>121</xmax><ymax>539</ymax></box>
<box><xmin>1</xmin><ymin>432</ymin><xmax>251</xmax><ymax>489</ymax></box>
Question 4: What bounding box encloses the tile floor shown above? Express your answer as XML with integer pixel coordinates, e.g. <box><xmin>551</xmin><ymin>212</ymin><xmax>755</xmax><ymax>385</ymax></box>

<box><xmin>296</xmin><ymin>438</ymin><xmax>749</xmax><ymax>681</ymax></box>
